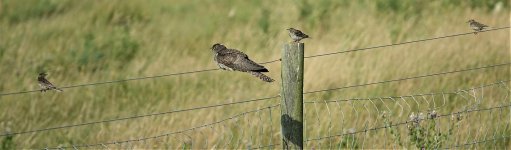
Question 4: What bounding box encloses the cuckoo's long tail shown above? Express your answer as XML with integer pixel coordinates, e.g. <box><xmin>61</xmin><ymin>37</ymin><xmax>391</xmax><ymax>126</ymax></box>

<box><xmin>250</xmin><ymin>72</ymin><xmax>275</xmax><ymax>83</ymax></box>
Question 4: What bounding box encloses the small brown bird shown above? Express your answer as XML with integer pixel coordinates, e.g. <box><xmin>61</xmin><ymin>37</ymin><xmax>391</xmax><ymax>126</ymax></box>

<box><xmin>286</xmin><ymin>28</ymin><xmax>310</xmax><ymax>42</ymax></box>
<box><xmin>211</xmin><ymin>43</ymin><xmax>274</xmax><ymax>82</ymax></box>
<box><xmin>38</xmin><ymin>73</ymin><xmax>63</xmax><ymax>92</ymax></box>
<box><xmin>467</xmin><ymin>19</ymin><xmax>489</xmax><ymax>34</ymax></box>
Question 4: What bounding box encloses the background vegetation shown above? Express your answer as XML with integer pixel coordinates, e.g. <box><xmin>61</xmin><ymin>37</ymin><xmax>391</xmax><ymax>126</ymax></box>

<box><xmin>0</xmin><ymin>0</ymin><xmax>509</xmax><ymax>149</ymax></box>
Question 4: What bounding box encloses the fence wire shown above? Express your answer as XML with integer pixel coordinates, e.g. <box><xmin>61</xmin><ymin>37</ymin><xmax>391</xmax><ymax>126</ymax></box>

<box><xmin>0</xmin><ymin>27</ymin><xmax>508</xmax><ymax>149</ymax></box>
<box><xmin>447</xmin><ymin>135</ymin><xmax>511</xmax><ymax>149</ymax></box>
<box><xmin>0</xmin><ymin>95</ymin><xmax>279</xmax><ymax>137</ymax></box>
<box><xmin>305</xmin><ymin>104</ymin><xmax>511</xmax><ymax>147</ymax></box>
<box><xmin>303</xmin><ymin>62</ymin><xmax>510</xmax><ymax>94</ymax></box>
<box><xmin>1</xmin><ymin>26</ymin><xmax>508</xmax><ymax>97</ymax></box>
<box><xmin>44</xmin><ymin>104</ymin><xmax>280</xmax><ymax>149</ymax></box>
<box><xmin>304</xmin><ymin>26</ymin><xmax>510</xmax><ymax>59</ymax></box>
<box><xmin>304</xmin><ymin>80</ymin><xmax>509</xmax><ymax>103</ymax></box>
<box><xmin>303</xmin><ymin>81</ymin><xmax>511</xmax><ymax>149</ymax></box>
<box><xmin>3</xmin><ymin>63</ymin><xmax>508</xmax><ymax>137</ymax></box>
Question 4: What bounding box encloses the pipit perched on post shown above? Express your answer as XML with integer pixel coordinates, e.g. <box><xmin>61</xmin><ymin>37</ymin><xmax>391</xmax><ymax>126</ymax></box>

<box><xmin>286</xmin><ymin>28</ymin><xmax>309</xmax><ymax>43</ymax></box>
<box><xmin>211</xmin><ymin>43</ymin><xmax>275</xmax><ymax>82</ymax></box>
<box><xmin>38</xmin><ymin>73</ymin><xmax>63</xmax><ymax>92</ymax></box>
<box><xmin>467</xmin><ymin>19</ymin><xmax>489</xmax><ymax>34</ymax></box>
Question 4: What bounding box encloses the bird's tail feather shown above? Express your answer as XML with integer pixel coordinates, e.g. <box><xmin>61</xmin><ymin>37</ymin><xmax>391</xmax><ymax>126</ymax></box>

<box><xmin>250</xmin><ymin>72</ymin><xmax>275</xmax><ymax>82</ymax></box>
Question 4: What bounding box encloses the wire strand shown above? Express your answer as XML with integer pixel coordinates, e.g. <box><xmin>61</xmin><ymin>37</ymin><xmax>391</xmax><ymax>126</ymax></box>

<box><xmin>0</xmin><ymin>95</ymin><xmax>279</xmax><ymax>137</ymax></box>
<box><xmin>303</xmin><ymin>62</ymin><xmax>511</xmax><ymax>94</ymax></box>
<box><xmin>305</xmin><ymin>103</ymin><xmax>511</xmax><ymax>142</ymax></box>
<box><xmin>1</xmin><ymin>27</ymin><xmax>508</xmax><ymax>97</ymax></box>
<box><xmin>0</xmin><ymin>68</ymin><xmax>220</xmax><ymax>96</ymax></box>
<box><xmin>446</xmin><ymin>136</ymin><xmax>510</xmax><ymax>149</ymax></box>
<box><xmin>303</xmin><ymin>80</ymin><xmax>509</xmax><ymax>103</ymax></box>
<box><xmin>46</xmin><ymin>104</ymin><xmax>280</xmax><ymax>149</ymax></box>
<box><xmin>3</xmin><ymin>63</ymin><xmax>508</xmax><ymax>137</ymax></box>
<box><xmin>304</xmin><ymin>26</ymin><xmax>510</xmax><ymax>59</ymax></box>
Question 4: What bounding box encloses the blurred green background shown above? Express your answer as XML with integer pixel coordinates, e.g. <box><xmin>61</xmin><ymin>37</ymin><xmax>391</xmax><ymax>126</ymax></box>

<box><xmin>0</xmin><ymin>0</ymin><xmax>509</xmax><ymax>149</ymax></box>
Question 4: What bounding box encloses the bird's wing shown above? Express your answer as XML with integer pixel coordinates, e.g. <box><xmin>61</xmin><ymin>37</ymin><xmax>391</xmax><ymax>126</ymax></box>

<box><xmin>476</xmin><ymin>22</ymin><xmax>489</xmax><ymax>27</ymax></box>
<box><xmin>40</xmin><ymin>78</ymin><xmax>54</xmax><ymax>86</ymax></box>
<box><xmin>234</xmin><ymin>55</ymin><xmax>268</xmax><ymax>72</ymax></box>
<box><xmin>296</xmin><ymin>30</ymin><xmax>309</xmax><ymax>38</ymax></box>
<box><xmin>220</xmin><ymin>48</ymin><xmax>247</xmax><ymax>56</ymax></box>
<box><xmin>216</xmin><ymin>50</ymin><xmax>267</xmax><ymax>72</ymax></box>
<box><xmin>216</xmin><ymin>52</ymin><xmax>240</xmax><ymax>70</ymax></box>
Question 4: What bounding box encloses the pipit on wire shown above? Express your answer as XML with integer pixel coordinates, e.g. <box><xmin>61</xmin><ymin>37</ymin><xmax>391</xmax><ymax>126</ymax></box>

<box><xmin>211</xmin><ymin>43</ymin><xmax>275</xmax><ymax>82</ymax></box>
<box><xmin>286</xmin><ymin>28</ymin><xmax>310</xmax><ymax>43</ymax></box>
<box><xmin>38</xmin><ymin>73</ymin><xmax>63</xmax><ymax>92</ymax></box>
<box><xmin>467</xmin><ymin>19</ymin><xmax>489</xmax><ymax>34</ymax></box>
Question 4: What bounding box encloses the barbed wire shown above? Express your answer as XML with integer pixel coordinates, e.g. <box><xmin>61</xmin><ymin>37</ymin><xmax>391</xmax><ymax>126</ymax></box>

<box><xmin>304</xmin><ymin>103</ymin><xmax>511</xmax><ymax>142</ymax></box>
<box><xmin>304</xmin><ymin>26</ymin><xmax>510</xmax><ymax>59</ymax></box>
<box><xmin>0</xmin><ymin>68</ymin><xmax>219</xmax><ymax>96</ymax></box>
<box><xmin>1</xmin><ymin>27</ymin><xmax>508</xmax><ymax>97</ymax></box>
<box><xmin>304</xmin><ymin>80</ymin><xmax>509</xmax><ymax>103</ymax></box>
<box><xmin>0</xmin><ymin>95</ymin><xmax>279</xmax><ymax>137</ymax></box>
<box><xmin>303</xmin><ymin>62</ymin><xmax>510</xmax><ymax>94</ymax></box>
<box><xmin>0</xmin><ymin>60</ymin><xmax>279</xmax><ymax>97</ymax></box>
<box><xmin>45</xmin><ymin>104</ymin><xmax>280</xmax><ymax>149</ymax></box>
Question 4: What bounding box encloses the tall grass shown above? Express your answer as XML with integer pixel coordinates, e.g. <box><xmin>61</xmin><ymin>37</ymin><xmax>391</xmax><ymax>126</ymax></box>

<box><xmin>0</xmin><ymin>0</ymin><xmax>509</xmax><ymax>148</ymax></box>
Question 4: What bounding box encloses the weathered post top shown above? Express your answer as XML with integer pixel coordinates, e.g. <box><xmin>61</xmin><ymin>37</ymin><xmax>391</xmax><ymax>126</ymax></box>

<box><xmin>280</xmin><ymin>42</ymin><xmax>304</xmax><ymax>149</ymax></box>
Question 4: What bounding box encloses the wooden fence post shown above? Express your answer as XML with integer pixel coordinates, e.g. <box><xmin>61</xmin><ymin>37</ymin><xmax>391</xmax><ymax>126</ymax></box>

<box><xmin>280</xmin><ymin>42</ymin><xmax>304</xmax><ymax>149</ymax></box>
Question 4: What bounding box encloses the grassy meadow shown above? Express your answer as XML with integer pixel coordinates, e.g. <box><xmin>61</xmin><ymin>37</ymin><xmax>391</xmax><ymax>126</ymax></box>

<box><xmin>0</xmin><ymin>0</ymin><xmax>510</xmax><ymax>149</ymax></box>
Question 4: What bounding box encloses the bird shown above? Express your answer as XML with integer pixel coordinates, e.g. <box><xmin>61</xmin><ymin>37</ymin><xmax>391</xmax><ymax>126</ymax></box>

<box><xmin>211</xmin><ymin>43</ymin><xmax>275</xmax><ymax>82</ymax></box>
<box><xmin>286</xmin><ymin>28</ymin><xmax>310</xmax><ymax>43</ymax></box>
<box><xmin>38</xmin><ymin>73</ymin><xmax>63</xmax><ymax>92</ymax></box>
<box><xmin>467</xmin><ymin>19</ymin><xmax>489</xmax><ymax>34</ymax></box>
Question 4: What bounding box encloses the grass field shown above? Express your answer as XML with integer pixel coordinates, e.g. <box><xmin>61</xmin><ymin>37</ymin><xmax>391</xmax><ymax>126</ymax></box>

<box><xmin>0</xmin><ymin>0</ymin><xmax>510</xmax><ymax>149</ymax></box>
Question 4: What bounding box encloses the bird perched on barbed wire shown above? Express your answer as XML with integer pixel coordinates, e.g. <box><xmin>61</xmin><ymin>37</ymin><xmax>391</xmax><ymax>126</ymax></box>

<box><xmin>211</xmin><ymin>43</ymin><xmax>275</xmax><ymax>82</ymax></box>
<box><xmin>38</xmin><ymin>73</ymin><xmax>63</xmax><ymax>92</ymax></box>
<box><xmin>467</xmin><ymin>19</ymin><xmax>489</xmax><ymax>34</ymax></box>
<box><xmin>286</xmin><ymin>28</ymin><xmax>309</xmax><ymax>43</ymax></box>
